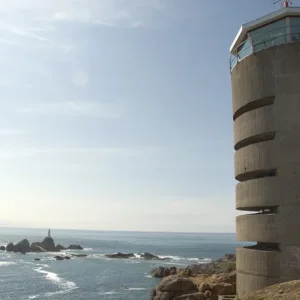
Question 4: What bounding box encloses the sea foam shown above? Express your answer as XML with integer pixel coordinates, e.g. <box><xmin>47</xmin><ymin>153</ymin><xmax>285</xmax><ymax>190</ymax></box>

<box><xmin>34</xmin><ymin>267</ymin><xmax>78</xmax><ymax>295</ymax></box>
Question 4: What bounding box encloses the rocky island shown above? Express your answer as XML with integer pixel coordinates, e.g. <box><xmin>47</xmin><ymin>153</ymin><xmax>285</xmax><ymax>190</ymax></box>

<box><xmin>0</xmin><ymin>229</ymin><xmax>84</xmax><ymax>256</ymax></box>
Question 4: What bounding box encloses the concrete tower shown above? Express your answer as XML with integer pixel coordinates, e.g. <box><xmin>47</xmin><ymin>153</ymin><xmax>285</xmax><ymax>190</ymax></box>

<box><xmin>230</xmin><ymin>6</ymin><xmax>300</xmax><ymax>298</ymax></box>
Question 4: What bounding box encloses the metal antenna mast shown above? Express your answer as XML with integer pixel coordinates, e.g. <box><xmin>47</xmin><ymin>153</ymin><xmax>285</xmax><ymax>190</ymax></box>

<box><xmin>273</xmin><ymin>0</ymin><xmax>293</xmax><ymax>7</ymax></box>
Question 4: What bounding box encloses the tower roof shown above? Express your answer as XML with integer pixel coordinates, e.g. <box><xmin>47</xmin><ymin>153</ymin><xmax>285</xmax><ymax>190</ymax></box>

<box><xmin>230</xmin><ymin>6</ymin><xmax>300</xmax><ymax>54</ymax></box>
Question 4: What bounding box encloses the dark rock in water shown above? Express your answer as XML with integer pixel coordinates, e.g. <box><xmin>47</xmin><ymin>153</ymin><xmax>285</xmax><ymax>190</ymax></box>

<box><xmin>152</xmin><ymin>267</ymin><xmax>171</xmax><ymax>278</ymax></box>
<box><xmin>0</xmin><ymin>246</ymin><xmax>5</xmax><ymax>251</ymax></box>
<box><xmin>55</xmin><ymin>244</ymin><xmax>66</xmax><ymax>251</ymax></box>
<box><xmin>70</xmin><ymin>253</ymin><xmax>87</xmax><ymax>258</ymax></box>
<box><xmin>54</xmin><ymin>255</ymin><xmax>64</xmax><ymax>261</ymax></box>
<box><xmin>6</xmin><ymin>243</ymin><xmax>14</xmax><ymax>252</ymax></box>
<box><xmin>34</xmin><ymin>258</ymin><xmax>41</xmax><ymax>261</ymax></box>
<box><xmin>105</xmin><ymin>252</ymin><xmax>135</xmax><ymax>259</ymax></box>
<box><xmin>41</xmin><ymin>237</ymin><xmax>56</xmax><ymax>252</ymax></box>
<box><xmin>65</xmin><ymin>256</ymin><xmax>71</xmax><ymax>260</ymax></box>
<box><xmin>141</xmin><ymin>252</ymin><xmax>160</xmax><ymax>260</ymax></box>
<box><xmin>13</xmin><ymin>239</ymin><xmax>31</xmax><ymax>253</ymax></box>
<box><xmin>67</xmin><ymin>244</ymin><xmax>83</xmax><ymax>250</ymax></box>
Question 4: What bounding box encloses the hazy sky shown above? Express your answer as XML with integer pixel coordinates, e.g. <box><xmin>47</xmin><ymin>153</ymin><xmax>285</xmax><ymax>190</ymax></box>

<box><xmin>0</xmin><ymin>0</ymin><xmax>277</xmax><ymax>232</ymax></box>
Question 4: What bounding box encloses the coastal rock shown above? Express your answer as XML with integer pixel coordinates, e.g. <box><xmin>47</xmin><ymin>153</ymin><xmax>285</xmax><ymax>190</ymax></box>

<box><xmin>211</xmin><ymin>283</ymin><xmax>235</xmax><ymax>295</ymax></box>
<box><xmin>0</xmin><ymin>246</ymin><xmax>5</xmax><ymax>251</ymax></box>
<box><xmin>105</xmin><ymin>252</ymin><xmax>135</xmax><ymax>259</ymax></box>
<box><xmin>41</xmin><ymin>237</ymin><xmax>56</xmax><ymax>252</ymax></box>
<box><xmin>199</xmin><ymin>283</ymin><xmax>211</xmax><ymax>293</ymax></box>
<box><xmin>150</xmin><ymin>289</ymin><xmax>157</xmax><ymax>300</ymax></box>
<box><xmin>141</xmin><ymin>252</ymin><xmax>160</xmax><ymax>260</ymax></box>
<box><xmin>70</xmin><ymin>253</ymin><xmax>87</xmax><ymax>258</ymax></box>
<box><xmin>150</xmin><ymin>255</ymin><xmax>237</xmax><ymax>300</ymax></box>
<box><xmin>170</xmin><ymin>267</ymin><xmax>177</xmax><ymax>275</ymax></box>
<box><xmin>14</xmin><ymin>239</ymin><xmax>31</xmax><ymax>253</ymax></box>
<box><xmin>158</xmin><ymin>276</ymin><xmax>198</xmax><ymax>293</ymax></box>
<box><xmin>223</xmin><ymin>254</ymin><xmax>236</xmax><ymax>261</ymax></box>
<box><xmin>67</xmin><ymin>244</ymin><xmax>83</xmax><ymax>250</ymax></box>
<box><xmin>203</xmin><ymin>290</ymin><xmax>212</xmax><ymax>299</ymax></box>
<box><xmin>6</xmin><ymin>243</ymin><xmax>14</xmax><ymax>252</ymax></box>
<box><xmin>182</xmin><ymin>254</ymin><xmax>236</xmax><ymax>276</ymax></box>
<box><xmin>55</xmin><ymin>244</ymin><xmax>66</xmax><ymax>251</ymax></box>
<box><xmin>54</xmin><ymin>255</ymin><xmax>64</xmax><ymax>260</ymax></box>
<box><xmin>34</xmin><ymin>258</ymin><xmax>41</xmax><ymax>261</ymax></box>
<box><xmin>174</xmin><ymin>292</ymin><xmax>205</xmax><ymax>300</ymax></box>
<box><xmin>30</xmin><ymin>243</ymin><xmax>47</xmax><ymax>252</ymax></box>
<box><xmin>65</xmin><ymin>256</ymin><xmax>71</xmax><ymax>260</ymax></box>
<box><xmin>152</xmin><ymin>267</ymin><xmax>171</xmax><ymax>278</ymax></box>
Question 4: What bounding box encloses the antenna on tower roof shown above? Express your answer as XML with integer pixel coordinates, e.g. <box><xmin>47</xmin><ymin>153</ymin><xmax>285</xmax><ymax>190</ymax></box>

<box><xmin>273</xmin><ymin>0</ymin><xmax>293</xmax><ymax>8</ymax></box>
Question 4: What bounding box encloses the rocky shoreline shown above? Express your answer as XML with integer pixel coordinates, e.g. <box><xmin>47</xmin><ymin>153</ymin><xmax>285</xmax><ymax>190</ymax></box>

<box><xmin>150</xmin><ymin>253</ymin><xmax>237</xmax><ymax>300</ymax></box>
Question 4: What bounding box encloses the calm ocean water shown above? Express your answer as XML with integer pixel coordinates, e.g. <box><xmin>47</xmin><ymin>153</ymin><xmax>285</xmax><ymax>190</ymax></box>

<box><xmin>0</xmin><ymin>228</ymin><xmax>245</xmax><ymax>300</ymax></box>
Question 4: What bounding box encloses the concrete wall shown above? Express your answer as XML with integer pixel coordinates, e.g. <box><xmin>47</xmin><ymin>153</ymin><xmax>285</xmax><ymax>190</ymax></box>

<box><xmin>231</xmin><ymin>42</ymin><xmax>300</xmax><ymax>297</ymax></box>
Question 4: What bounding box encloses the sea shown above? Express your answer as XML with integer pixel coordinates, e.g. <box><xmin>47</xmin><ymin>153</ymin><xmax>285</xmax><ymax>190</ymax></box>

<box><xmin>0</xmin><ymin>227</ymin><xmax>246</xmax><ymax>300</ymax></box>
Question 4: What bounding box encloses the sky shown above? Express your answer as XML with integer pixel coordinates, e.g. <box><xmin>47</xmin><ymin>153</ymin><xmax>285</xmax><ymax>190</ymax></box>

<box><xmin>0</xmin><ymin>0</ymin><xmax>280</xmax><ymax>232</ymax></box>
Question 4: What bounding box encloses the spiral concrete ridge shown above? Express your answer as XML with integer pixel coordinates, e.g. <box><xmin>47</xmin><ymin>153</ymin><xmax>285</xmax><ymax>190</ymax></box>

<box><xmin>232</xmin><ymin>42</ymin><xmax>300</xmax><ymax>297</ymax></box>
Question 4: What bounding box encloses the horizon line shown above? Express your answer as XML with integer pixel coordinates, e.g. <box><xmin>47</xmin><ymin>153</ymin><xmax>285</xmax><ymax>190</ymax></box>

<box><xmin>0</xmin><ymin>225</ymin><xmax>236</xmax><ymax>235</ymax></box>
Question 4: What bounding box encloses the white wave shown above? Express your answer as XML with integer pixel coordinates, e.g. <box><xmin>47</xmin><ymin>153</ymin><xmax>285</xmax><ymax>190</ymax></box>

<box><xmin>158</xmin><ymin>255</ymin><xmax>212</xmax><ymax>263</ymax></box>
<box><xmin>125</xmin><ymin>287</ymin><xmax>148</xmax><ymax>291</ymax></box>
<box><xmin>83</xmin><ymin>248</ymin><xmax>92</xmax><ymax>251</ymax></box>
<box><xmin>28</xmin><ymin>295</ymin><xmax>39</xmax><ymax>299</ymax></box>
<box><xmin>99</xmin><ymin>291</ymin><xmax>119</xmax><ymax>295</ymax></box>
<box><xmin>34</xmin><ymin>267</ymin><xmax>77</xmax><ymax>295</ymax></box>
<box><xmin>0</xmin><ymin>261</ymin><xmax>16</xmax><ymax>266</ymax></box>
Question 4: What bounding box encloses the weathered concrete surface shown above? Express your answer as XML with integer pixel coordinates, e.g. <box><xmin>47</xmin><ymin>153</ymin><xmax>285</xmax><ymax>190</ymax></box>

<box><xmin>232</xmin><ymin>42</ymin><xmax>300</xmax><ymax>297</ymax></box>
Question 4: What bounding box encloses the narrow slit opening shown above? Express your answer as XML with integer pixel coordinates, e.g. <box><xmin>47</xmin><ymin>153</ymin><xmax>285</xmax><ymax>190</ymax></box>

<box><xmin>233</xmin><ymin>96</ymin><xmax>275</xmax><ymax>121</ymax></box>
<box><xmin>236</xmin><ymin>169</ymin><xmax>277</xmax><ymax>182</ymax></box>
<box><xmin>244</xmin><ymin>242</ymin><xmax>280</xmax><ymax>252</ymax></box>
<box><xmin>237</xmin><ymin>205</ymin><xmax>279</xmax><ymax>212</ymax></box>
<box><xmin>235</xmin><ymin>131</ymin><xmax>276</xmax><ymax>151</ymax></box>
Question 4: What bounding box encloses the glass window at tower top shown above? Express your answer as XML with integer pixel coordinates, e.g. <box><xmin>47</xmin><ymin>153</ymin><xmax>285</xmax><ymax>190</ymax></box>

<box><xmin>250</xmin><ymin>18</ymin><xmax>288</xmax><ymax>52</ymax></box>
<box><xmin>291</xmin><ymin>17</ymin><xmax>300</xmax><ymax>41</ymax></box>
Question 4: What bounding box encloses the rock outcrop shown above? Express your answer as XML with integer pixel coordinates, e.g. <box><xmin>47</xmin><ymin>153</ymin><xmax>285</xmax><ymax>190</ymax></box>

<box><xmin>70</xmin><ymin>253</ymin><xmax>87</xmax><ymax>258</ymax></box>
<box><xmin>0</xmin><ymin>246</ymin><xmax>5</xmax><ymax>251</ymax></box>
<box><xmin>180</xmin><ymin>254</ymin><xmax>236</xmax><ymax>276</ymax></box>
<box><xmin>152</xmin><ymin>267</ymin><xmax>177</xmax><ymax>278</ymax></box>
<box><xmin>4</xmin><ymin>237</ymin><xmax>83</xmax><ymax>254</ymax></box>
<box><xmin>40</xmin><ymin>237</ymin><xmax>56</xmax><ymax>251</ymax></box>
<box><xmin>6</xmin><ymin>243</ymin><xmax>14</xmax><ymax>252</ymax></box>
<box><xmin>13</xmin><ymin>239</ymin><xmax>31</xmax><ymax>253</ymax></box>
<box><xmin>55</xmin><ymin>244</ymin><xmax>66</xmax><ymax>251</ymax></box>
<box><xmin>105</xmin><ymin>251</ymin><xmax>168</xmax><ymax>260</ymax></box>
<box><xmin>151</xmin><ymin>254</ymin><xmax>237</xmax><ymax>300</ymax></box>
<box><xmin>67</xmin><ymin>244</ymin><xmax>83</xmax><ymax>250</ymax></box>
<box><xmin>141</xmin><ymin>252</ymin><xmax>160</xmax><ymax>260</ymax></box>
<box><xmin>105</xmin><ymin>252</ymin><xmax>135</xmax><ymax>259</ymax></box>
<box><xmin>152</xmin><ymin>276</ymin><xmax>198</xmax><ymax>300</ymax></box>
<box><xmin>54</xmin><ymin>255</ymin><xmax>65</xmax><ymax>261</ymax></box>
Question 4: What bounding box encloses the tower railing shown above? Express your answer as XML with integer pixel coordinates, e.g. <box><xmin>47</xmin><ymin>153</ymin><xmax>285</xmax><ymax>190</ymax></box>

<box><xmin>230</xmin><ymin>24</ymin><xmax>300</xmax><ymax>72</ymax></box>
